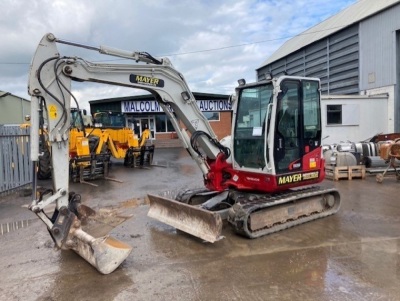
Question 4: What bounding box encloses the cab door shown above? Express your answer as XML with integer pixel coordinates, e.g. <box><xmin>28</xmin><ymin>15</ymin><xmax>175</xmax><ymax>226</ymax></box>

<box><xmin>273</xmin><ymin>79</ymin><xmax>322</xmax><ymax>175</ymax></box>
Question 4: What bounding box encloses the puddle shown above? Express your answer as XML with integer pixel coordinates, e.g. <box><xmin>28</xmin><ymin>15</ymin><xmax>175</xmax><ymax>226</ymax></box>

<box><xmin>119</xmin><ymin>198</ymin><xmax>143</xmax><ymax>208</ymax></box>
<box><xmin>1</xmin><ymin>219</ymin><xmax>37</xmax><ymax>235</ymax></box>
<box><xmin>151</xmin><ymin>160</ymin><xmax>176</xmax><ymax>168</ymax></box>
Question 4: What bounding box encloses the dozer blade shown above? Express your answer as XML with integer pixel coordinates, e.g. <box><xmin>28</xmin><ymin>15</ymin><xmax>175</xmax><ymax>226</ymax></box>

<box><xmin>68</xmin><ymin>226</ymin><xmax>132</xmax><ymax>275</ymax></box>
<box><xmin>147</xmin><ymin>194</ymin><xmax>223</xmax><ymax>243</ymax></box>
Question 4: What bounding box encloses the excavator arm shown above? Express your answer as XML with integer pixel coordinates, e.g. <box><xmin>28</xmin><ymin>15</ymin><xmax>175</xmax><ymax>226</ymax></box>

<box><xmin>30</xmin><ymin>33</ymin><xmax>229</xmax><ymax>179</ymax></box>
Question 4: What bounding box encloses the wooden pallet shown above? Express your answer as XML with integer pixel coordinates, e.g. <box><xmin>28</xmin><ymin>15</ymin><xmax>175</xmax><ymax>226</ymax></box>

<box><xmin>325</xmin><ymin>165</ymin><xmax>366</xmax><ymax>181</ymax></box>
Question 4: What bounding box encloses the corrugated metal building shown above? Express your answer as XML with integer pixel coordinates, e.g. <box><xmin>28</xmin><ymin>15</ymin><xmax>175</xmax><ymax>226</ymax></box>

<box><xmin>257</xmin><ymin>0</ymin><xmax>400</xmax><ymax>133</ymax></box>
<box><xmin>0</xmin><ymin>91</ymin><xmax>30</xmax><ymax>124</ymax></box>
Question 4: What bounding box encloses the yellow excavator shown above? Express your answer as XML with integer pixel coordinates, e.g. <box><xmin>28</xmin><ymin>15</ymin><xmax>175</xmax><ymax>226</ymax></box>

<box><xmin>70</xmin><ymin>109</ymin><xmax>154</xmax><ymax>184</ymax></box>
<box><xmin>89</xmin><ymin>111</ymin><xmax>154</xmax><ymax>168</ymax></box>
<box><xmin>28</xmin><ymin>33</ymin><xmax>340</xmax><ymax>274</ymax></box>
<box><xmin>38</xmin><ymin>108</ymin><xmax>153</xmax><ymax>185</ymax></box>
<box><xmin>68</xmin><ymin>108</ymin><xmax>112</xmax><ymax>185</ymax></box>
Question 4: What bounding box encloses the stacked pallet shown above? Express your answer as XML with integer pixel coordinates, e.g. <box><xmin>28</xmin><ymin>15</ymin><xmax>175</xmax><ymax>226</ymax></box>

<box><xmin>325</xmin><ymin>165</ymin><xmax>366</xmax><ymax>181</ymax></box>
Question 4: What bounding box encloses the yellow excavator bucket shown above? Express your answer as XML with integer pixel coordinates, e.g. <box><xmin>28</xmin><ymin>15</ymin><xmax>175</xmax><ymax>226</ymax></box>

<box><xmin>147</xmin><ymin>194</ymin><xmax>223</xmax><ymax>243</ymax></box>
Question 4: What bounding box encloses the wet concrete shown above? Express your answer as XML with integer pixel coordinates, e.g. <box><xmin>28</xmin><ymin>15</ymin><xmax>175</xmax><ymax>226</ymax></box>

<box><xmin>1</xmin><ymin>147</ymin><xmax>400</xmax><ymax>300</ymax></box>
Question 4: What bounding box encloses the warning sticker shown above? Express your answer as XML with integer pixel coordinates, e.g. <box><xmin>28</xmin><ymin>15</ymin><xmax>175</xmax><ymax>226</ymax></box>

<box><xmin>48</xmin><ymin>105</ymin><xmax>57</xmax><ymax>119</ymax></box>
<box><xmin>309</xmin><ymin>158</ymin><xmax>317</xmax><ymax>168</ymax></box>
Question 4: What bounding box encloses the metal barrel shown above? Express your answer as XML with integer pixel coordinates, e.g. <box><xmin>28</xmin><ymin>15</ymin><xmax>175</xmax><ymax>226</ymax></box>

<box><xmin>147</xmin><ymin>194</ymin><xmax>223</xmax><ymax>243</ymax></box>
<box><xmin>69</xmin><ymin>228</ymin><xmax>132</xmax><ymax>274</ymax></box>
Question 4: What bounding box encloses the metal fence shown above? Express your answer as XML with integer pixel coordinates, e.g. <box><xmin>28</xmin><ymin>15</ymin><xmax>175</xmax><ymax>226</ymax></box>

<box><xmin>0</xmin><ymin>125</ymin><xmax>32</xmax><ymax>196</ymax></box>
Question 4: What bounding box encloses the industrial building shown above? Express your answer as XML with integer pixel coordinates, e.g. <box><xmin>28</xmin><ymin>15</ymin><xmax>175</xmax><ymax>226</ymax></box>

<box><xmin>257</xmin><ymin>0</ymin><xmax>400</xmax><ymax>143</ymax></box>
<box><xmin>0</xmin><ymin>91</ymin><xmax>30</xmax><ymax>124</ymax></box>
<box><xmin>89</xmin><ymin>92</ymin><xmax>232</xmax><ymax>147</ymax></box>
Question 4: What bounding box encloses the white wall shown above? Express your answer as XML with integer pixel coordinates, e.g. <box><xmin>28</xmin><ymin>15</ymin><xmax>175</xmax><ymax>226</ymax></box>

<box><xmin>321</xmin><ymin>95</ymin><xmax>388</xmax><ymax>145</ymax></box>
<box><xmin>361</xmin><ymin>85</ymin><xmax>395</xmax><ymax>132</ymax></box>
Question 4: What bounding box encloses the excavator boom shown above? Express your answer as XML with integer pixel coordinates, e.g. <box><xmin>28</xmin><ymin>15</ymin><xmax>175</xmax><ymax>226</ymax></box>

<box><xmin>28</xmin><ymin>34</ymin><xmax>132</xmax><ymax>274</ymax></box>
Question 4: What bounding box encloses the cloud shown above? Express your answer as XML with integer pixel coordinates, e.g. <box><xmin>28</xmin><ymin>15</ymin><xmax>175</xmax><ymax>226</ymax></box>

<box><xmin>0</xmin><ymin>0</ymin><xmax>356</xmax><ymax>112</ymax></box>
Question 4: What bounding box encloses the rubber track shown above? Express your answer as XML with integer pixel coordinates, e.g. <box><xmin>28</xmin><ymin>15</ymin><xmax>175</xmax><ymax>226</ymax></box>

<box><xmin>227</xmin><ymin>186</ymin><xmax>341</xmax><ymax>239</ymax></box>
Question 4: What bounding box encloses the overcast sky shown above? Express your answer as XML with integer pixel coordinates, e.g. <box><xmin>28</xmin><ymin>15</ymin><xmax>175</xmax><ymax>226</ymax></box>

<box><xmin>1</xmin><ymin>0</ymin><xmax>356</xmax><ymax>111</ymax></box>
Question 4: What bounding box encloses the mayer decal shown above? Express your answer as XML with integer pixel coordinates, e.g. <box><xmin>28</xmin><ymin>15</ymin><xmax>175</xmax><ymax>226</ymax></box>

<box><xmin>129</xmin><ymin>74</ymin><xmax>164</xmax><ymax>87</ymax></box>
<box><xmin>277</xmin><ymin>171</ymin><xmax>319</xmax><ymax>185</ymax></box>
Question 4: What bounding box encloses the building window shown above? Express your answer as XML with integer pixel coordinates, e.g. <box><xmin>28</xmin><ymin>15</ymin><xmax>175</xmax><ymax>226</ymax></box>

<box><xmin>155</xmin><ymin>114</ymin><xmax>174</xmax><ymax>133</ymax></box>
<box><xmin>203</xmin><ymin>112</ymin><xmax>220</xmax><ymax>121</ymax></box>
<box><xmin>326</xmin><ymin>104</ymin><xmax>359</xmax><ymax>126</ymax></box>
<box><xmin>327</xmin><ymin>105</ymin><xmax>342</xmax><ymax>125</ymax></box>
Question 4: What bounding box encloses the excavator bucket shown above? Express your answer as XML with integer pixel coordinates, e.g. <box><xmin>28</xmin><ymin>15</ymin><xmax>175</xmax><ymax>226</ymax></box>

<box><xmin>147</xmin><ymin>194</ymin><xmax>223</xmax><ymax>243</ymax></box>
<box><xmin>47</xmin><ymin>202</ymin><xmax>133</xmax><ymax>274</ymax></box>
<box><xmin>68</xmin><ymin>227</ymin><xmax>132</xmax><ymax>275</ymax></box>
<box><xmin>77</xmin><ymin>204</ymin><xmax>132</xmax><ymax>237</ymax></box>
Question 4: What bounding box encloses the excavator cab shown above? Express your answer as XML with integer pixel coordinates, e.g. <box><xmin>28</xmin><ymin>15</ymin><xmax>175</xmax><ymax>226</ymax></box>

<box><xmin>231</xmin><ymin>77</ymin><xmax>324</xmax><ymax>189</ymax></box>
<box><xmin>93</xmin><ymin>111</ymin><xmax>125</xmax><ymax>129</ymax></box>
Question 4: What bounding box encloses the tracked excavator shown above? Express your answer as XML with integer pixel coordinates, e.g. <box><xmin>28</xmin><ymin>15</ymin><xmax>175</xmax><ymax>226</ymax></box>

<box><xmin>90</xmin><ymin>111</ymin><xmax>154</xmax><ymax>168</ymax></box>
<box><xmin>28</xmin><ymin>33</ymin><xmax>340</xmax><ymax>274</ymax></box>
<box><xmin>35</xmin><ymin>106</ymin><xmax>112</xmax><ymax>183</ymax></box>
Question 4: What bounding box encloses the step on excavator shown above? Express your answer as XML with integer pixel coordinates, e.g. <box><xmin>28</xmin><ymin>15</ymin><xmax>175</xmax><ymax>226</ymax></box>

<box><xmin>28</xmin><ymin>33</ymin><xmax>340</xmax><ymax>273</ymax></box>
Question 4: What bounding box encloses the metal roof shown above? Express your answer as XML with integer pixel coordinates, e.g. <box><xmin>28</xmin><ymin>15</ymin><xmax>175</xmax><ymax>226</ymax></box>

<box><xmin>258</xmin><ymin>0</ymin><xmax>400</xmax><ymax>69</ymax></box>
<box><xmin>0</xmin><ymin>90</ymin><xmax>29</xmax><ymax>101</ymax></box>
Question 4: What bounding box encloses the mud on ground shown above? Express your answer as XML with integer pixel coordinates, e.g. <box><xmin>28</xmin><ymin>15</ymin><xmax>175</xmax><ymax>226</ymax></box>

<box><xmin>1</xmin><ymin>148</ymin><xmax>400</xmax><ymax>301</ymax></box>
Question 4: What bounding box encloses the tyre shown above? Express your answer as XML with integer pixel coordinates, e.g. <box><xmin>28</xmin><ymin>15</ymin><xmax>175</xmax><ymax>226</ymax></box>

<box><xmin>37</xmin><ymin>143</ymin><xmax>52</xmax><ymax>180</ymax></box>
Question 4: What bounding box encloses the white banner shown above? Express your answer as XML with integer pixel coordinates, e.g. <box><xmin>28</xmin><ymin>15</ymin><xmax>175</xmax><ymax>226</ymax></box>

<box><xmin>121</xmin><ymin>99</ymin><xmax>231</xmax><ymax>113</ymax></box>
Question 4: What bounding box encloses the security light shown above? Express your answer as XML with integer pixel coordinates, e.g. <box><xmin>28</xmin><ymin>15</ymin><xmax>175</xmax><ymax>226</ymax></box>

<box><xmin>237</xmin><ymin>79</ymin><xmax>246</xmax><ymax>86</ymax></box>
<box><xmin>264</xmin><ymin>72</ymin><xmax>273</xmax><ymax>80</ymax></box>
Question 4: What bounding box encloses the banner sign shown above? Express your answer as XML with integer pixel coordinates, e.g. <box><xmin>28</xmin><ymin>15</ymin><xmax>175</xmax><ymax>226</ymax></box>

<box><xmin>121</xmin><ymin>99</ymin><xmax>231</xmax><ymax>113</ymax></box>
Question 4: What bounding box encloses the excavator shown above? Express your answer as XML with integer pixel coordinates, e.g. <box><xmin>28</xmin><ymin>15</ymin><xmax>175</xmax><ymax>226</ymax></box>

<box><xmin>90</xmin><ymin>111</ymin><xmax>154</xmax><ymax>168</ymax></box>
<box><xmin>36</xmin><ymin>106</ymin><xmax>114</xmax><ymax>184</ymax></box>
<box><xmin>28</xmin><ymin>33</ymin><xmax>340</xmax><ymax>274</ymax></box>
<box><xmin>68</xmin><ymin>108</ymin><xmax>113</xmax><ymax>185</ymax></box>
<box><xmin>38</xmin><ymin>107</ymin><xmax>153</xmax><ymax>184</ymax></box>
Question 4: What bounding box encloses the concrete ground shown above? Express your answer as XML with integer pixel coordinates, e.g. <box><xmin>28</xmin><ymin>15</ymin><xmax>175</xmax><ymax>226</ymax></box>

<box><xmin>1</xmin><ymin>148</ymin><xmax>400</xmax><ymax>301</ymax></box>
